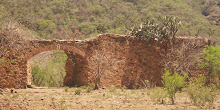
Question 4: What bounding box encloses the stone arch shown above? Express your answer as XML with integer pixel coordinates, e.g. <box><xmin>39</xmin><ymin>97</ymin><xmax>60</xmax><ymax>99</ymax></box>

<box><xmin>25</xmin><ymin>43</ymin><xmax>88</xmax><ymax>87</ymax></box>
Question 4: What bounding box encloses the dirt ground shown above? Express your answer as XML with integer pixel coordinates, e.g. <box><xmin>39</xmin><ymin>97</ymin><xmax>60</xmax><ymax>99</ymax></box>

<box><xmin>0</xmin><ymin>87</ymin><xmax>219</xmax><ymax>110</ymax></box>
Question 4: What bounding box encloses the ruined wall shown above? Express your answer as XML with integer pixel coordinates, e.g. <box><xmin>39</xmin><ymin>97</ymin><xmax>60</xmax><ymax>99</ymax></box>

<box><xmin>84</xmin><ymin>34</ymin><xmax>213</xmax><ymax>88</ymax></box>
<box><xmin>0</xmin><ymin>34</ymin><xmax>212</xmax><ymax>89</ymax></box>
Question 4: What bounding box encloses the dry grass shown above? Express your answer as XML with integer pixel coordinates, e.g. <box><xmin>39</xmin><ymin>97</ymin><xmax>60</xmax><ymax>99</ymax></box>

<box><xmin>0</xmin><ymin>87</ymin><xmax>219</xmax><ymax>110</ymax></box>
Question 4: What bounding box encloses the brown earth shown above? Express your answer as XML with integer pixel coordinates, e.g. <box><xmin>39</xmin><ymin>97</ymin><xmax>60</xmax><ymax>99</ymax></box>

<box><xmin>0</xmin><ymin>87</ymin><xmax>219</xmax><ymax>110</ymax></box>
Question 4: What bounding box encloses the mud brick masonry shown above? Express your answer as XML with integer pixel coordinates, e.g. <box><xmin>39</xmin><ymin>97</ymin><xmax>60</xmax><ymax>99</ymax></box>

<box><xmin>0</xmin><ymin>34</ymin><xmax>213</xmax><ymax>89</ymax></box>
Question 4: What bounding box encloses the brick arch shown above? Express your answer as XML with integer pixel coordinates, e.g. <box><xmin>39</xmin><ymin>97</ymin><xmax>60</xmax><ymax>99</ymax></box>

<box><xmin>25</xmin><ymin>43</ymin><xmax>88</xmax><ymax>87</ymax></box>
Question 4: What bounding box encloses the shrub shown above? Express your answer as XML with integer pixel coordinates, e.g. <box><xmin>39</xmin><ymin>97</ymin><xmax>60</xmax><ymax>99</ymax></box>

<box><xmin>149</xmin><ymin>87</ymin><xmax>167</xmax><ymax>104</ymax></box>
<box><xmin>187</xmin><ymin>75</ymin><xmax>217</xmax><ymax>106</ymax></box>
<box><xmin>199</xmin><ymin>45</ymin><xmax>220</xmax><ymax>84</ymax></box>
<box><xmin>75</xmin><ymin>88</ymin><xmax>82</xmax><ymax>95</ymax></box>
<box><xmin>162</xmin><ymin>69</ymin><xmax>187</xmax><ymax>104</ymax></box>
<box><xmin>31</xmin><ymin>66</ymin><xmax>57</xmax><ymax>87</ymax></box>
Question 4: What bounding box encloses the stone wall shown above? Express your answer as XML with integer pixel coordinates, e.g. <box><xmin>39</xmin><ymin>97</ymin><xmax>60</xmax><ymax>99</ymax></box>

<box><xmin>0</xmin><ymin>34</ymin><xmax>213</xmax><ymax>88</ymax></box>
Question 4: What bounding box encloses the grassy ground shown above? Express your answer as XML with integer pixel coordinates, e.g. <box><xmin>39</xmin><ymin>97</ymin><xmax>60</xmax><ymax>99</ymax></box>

<box><xmin>0</xmin><ymin>87</ymin><xmax>219</xmax><ymax>110</ymax></box>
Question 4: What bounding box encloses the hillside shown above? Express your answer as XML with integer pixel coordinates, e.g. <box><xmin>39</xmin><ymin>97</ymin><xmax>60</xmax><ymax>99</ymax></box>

<box><xmin>0</xmin><ymin>0</ymin><xmax>219</xmax><ymax>42</ymax></box>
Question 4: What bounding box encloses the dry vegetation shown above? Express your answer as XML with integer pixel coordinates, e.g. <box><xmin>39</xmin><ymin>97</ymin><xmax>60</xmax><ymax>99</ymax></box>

<box><xmin>0</xmin><ymin>87</ymin><xmax>219</xmax><ymax>110</ymax></box>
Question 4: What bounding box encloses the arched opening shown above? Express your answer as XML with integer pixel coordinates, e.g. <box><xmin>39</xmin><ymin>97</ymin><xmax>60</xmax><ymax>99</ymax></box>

<box><xmin>26</xmin><ymin>49</ymin><xmax>88</xmax><ymax>87</ymax></box>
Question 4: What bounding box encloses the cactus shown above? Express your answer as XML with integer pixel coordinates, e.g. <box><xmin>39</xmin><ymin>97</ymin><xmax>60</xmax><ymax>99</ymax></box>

<box><xmin>129</xmin><ymin>16</ymin><xmax>181</xmax><ymax>43</ymax></box>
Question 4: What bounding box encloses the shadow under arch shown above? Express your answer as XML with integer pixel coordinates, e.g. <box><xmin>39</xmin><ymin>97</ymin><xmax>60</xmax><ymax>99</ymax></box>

<box><xmin>25</xmin><ymin>44</ymin><xmax>88</xmax><ymax>87</ymax></box>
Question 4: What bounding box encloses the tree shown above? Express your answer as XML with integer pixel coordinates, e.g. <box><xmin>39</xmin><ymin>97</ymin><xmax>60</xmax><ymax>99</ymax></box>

<box><xmin>88</xmin><ymin>48</ymin><xmax>116</xmax><ymax>89</ymax></box>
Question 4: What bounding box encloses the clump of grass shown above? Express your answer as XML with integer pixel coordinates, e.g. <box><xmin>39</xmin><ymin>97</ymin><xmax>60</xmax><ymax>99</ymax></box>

<box><xmin>120</xmin><ymin>85</ymin><xmax>127</xmax><ymax>92</ymax></box>
<box><xmin>75</xmin><ymin>88</ymin><xmax>82</xmax><ymax>95</ymax></box>
<box><xmin>80</xmin><ymin>86</ymin><xmax>87</xmax><ymax>89</ymax></box>
<box><xmin>149</xmin><ymin>87</ymin><xmax>167</xmax><ymax>104</ymax></box>
<box><xmin>59</xmin><ymin>98</ymin><xmax>67</xmax><ymax>110</ymax></box>
<box><xmin>86</xmin><ymin>83</ymin><xmax>95</xmax><ymax>93</ymax></box>
<box><xmin>64</xmin><ymin>87</ymin><xmax>69</xmax><ymax>92</ymax></box>
<box><xmin>12</xmin><ymin>94</ymin><xmax>20</xmax><ymax>99</ymax></box>
<box><xmin>108</xmin><ymin>86</ymin><xmax>117</xmax><ymax>93</ymax></box>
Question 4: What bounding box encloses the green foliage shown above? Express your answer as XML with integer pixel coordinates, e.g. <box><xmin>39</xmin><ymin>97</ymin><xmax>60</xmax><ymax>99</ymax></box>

<box><xmin>0</xmin><ymin>0</ymin><xmax>219</xmax><ymax>41</ymax></box>
<box><xmin>162</xmin><ymin>69</ymin><xmax>187</xmax><ymax>104</ymax></box>
<box><xmin>199</xmin><ymin>45</ymin><xmax>220</xmax><ymax>82</ymax></box>
<box><xmin>129</xmin><ymin>16</ymin><xmax>181</xmax><ymax>43</ymax></box>
<box><xmin>187</xmin><ymin>75</ymin><xmax>217</xmax><ymax>106</ymax></box>
<box><xmin>150</xmin><ymin>87</ymin><xmax>167</xmax><ymax>104</ymax></box>
<box><xmin>75</xmin><ymin>88</ymin><xmax>82</xmax><ymax>95</ymax></box>
<box><xmin>30</xmin><ymin>50</ymin><xmax>68</xmax><ymax>87</ymax></box>
<box><xmin>31</xmin><ymin>65</ymin><xmax>64</xmax><ymax>87</ymax></box>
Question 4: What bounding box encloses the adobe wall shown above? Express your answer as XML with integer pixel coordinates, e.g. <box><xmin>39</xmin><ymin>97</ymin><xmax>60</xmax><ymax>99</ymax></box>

<box><xmin>0</xmin><ymin>34</ymin><xmax>212</xmax><ymax>89</ymax></box>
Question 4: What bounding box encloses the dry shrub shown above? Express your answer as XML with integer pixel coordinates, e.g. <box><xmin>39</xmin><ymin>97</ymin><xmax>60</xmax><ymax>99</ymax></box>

<box><xmin>0</xmin><ymin>21</ymin><xmax>38</xmax><ymax>58</ymax></box>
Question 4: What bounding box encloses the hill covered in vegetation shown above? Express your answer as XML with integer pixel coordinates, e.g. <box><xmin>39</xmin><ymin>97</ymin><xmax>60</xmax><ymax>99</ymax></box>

<box><xmin>0</xmin><ymin>0</ymin><xmax>219</xmax><ymax>41</ymax></box>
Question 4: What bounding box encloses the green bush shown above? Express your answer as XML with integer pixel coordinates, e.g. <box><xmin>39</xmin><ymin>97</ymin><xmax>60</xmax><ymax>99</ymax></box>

<box><xmin>187</xmin><ymin>75</ymin><xmax>217</xmax><ymax>106</ymax></box>
<box><xmin>149</xmin><ymin>87</ymin><xmax>167</xmax><ymax>104</ymax></box>
<box><xmin>31</xmin><ymin>66</ymin><xmax>54</xmax><ymax>87</ymax></box>
<box><xmin>162</xmin><ymin>69</ymin><xmax>187</xmax><ymax>104</ymax></box>
<box><xmin>30</xmin><ymin>50</ymin><xmax>67</xmax><ymax>87</ymax></box>
<box><xmin>75</xmin><ymin>88</ymin><xmax>82</xmax><ymax>95</ymax></box>
<box><xmin>199</xmin><ymin>45</ymin><xmax>220</xmax><ymax>83</ymax></box>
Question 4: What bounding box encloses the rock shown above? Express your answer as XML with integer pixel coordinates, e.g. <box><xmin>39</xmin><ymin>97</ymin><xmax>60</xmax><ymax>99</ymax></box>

<box><xmin>10</xmin><ymin>88</ymin><xmax>14</xmax><ymax>93</ymax></box>
<box><xmin>27</xmin><ymin>85</ymin><xmax>36</xmax><ymax>88</ymax></box>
